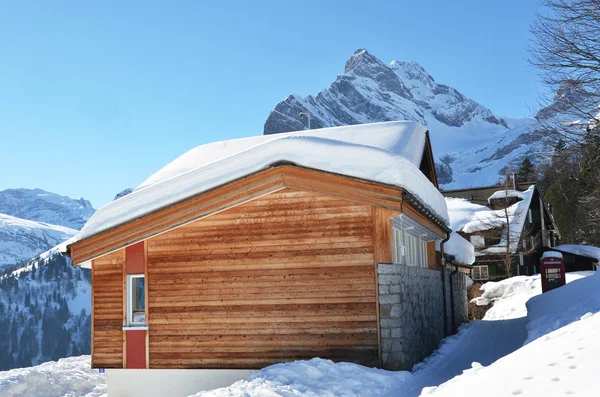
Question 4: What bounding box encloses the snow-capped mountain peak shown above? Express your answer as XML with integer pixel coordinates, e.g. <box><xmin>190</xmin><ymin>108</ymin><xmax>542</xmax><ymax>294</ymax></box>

<box><xmin>263</xmin><ymin>49</ymin><xmax>553</xmax><ymax>189</ymax></box>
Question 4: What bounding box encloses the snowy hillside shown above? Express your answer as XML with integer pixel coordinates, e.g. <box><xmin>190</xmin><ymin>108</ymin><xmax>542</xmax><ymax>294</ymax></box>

<box><xmin>0</xmin><ymin>188</ymin><xmax>95</xmax><ymax>269</ymax></box>
<box><xmin>0</xmin><ymin>250</ymin><xmax>91</xmax><ymax>371</ymax></box>
<box><xmin>264</xmin><ymin>49</ymin><xmax>557</xmax><ymax>188</ymax></box>
<box><xmin>0</xmin><ymin>214</ymin><xmax>77</xmax><ymax>268</ymax></box>
<box><xmin>0</xmin><ymin>188</ymin><xmax>94</xmax><ymax>230</ymax></box>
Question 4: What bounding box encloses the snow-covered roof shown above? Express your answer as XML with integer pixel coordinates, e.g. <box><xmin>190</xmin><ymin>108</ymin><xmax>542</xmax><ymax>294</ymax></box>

<box><xmin>553</xmin><ymin>244</ymin><xmax>600</xmax><ymax>262</ymax></box>
<box><xmin>72</xmin><ymin>121</ymin><xmax>448</xmax><ymax>245</ymax></box>
<box><xmin>487</xmin><ymin>189</ymin><xmax>526</xmax><ymax>203</ymax></box>
<box><xmin>445</xmin><ymin>186</ymin><xmax>535</xmax><ymax>254</ymax></box>
<box><xmin>443</xmin><ymin>232</ymin><xmax>475</xmax><ymax>265</ymax></box>
<box><xmin>541</xmin><ymin>251</ymin><xmax>563</xmax><ymax>260</ymax></box>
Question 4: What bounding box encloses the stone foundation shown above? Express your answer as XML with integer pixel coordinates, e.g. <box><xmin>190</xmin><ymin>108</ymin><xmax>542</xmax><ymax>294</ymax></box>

<box><xmin>378</xmin><ymin>263</ymin><xmax>468</xmax><ymax>371</ymax></box>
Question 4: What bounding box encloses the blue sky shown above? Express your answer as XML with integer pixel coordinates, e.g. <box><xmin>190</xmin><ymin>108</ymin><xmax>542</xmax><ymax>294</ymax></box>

<box><xmin>0</xmin><ymin>1</ymin><xmax>541</xmax><ymax>209</ymax></box>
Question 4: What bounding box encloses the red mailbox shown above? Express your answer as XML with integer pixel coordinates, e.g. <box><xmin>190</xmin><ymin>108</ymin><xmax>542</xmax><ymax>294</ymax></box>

<box><xmin>540</xmin><ymin>251</ymin><xmax>566</xmax><ymax>293</ymax></box>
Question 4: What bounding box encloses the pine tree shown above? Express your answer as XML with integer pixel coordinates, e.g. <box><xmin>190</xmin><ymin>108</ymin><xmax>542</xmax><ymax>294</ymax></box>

<box><xmin>517</xmin><ymin>158</ymin><xmax>535</xmax><ymax>182</ymax></box>
<box><xmin>554</xmin><ymin>138</ymin><xmax>566</xmax><ymax>154</ymax></box>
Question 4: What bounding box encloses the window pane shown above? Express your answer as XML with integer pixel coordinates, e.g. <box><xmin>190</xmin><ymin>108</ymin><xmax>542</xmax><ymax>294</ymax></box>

<box><xmin>131</xmin><ymin>277</ymin><xmax>145</xmax><ymax>324</ymax></box>
<box><xmin>395</xmin><ymin>230</ymin><xmax>401</xmax><ymax>263</ymax></box>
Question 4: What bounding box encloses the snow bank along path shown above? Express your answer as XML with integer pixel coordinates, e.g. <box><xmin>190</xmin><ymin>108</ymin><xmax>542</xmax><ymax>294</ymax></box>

<box><xmin>426</xmin><ymin>271</ymin><xmax>600</xmax><ymax>396</ymax></box>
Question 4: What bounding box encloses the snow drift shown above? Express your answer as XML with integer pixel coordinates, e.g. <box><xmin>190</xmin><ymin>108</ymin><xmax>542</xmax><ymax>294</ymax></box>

<box><xmin>0</xmin><ymin>356</ymin><xmax>105</xmax><ymax>397</ymax></box>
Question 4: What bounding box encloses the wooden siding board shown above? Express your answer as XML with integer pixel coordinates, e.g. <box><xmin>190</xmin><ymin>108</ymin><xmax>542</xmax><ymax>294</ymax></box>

<box><xmin>70</xmin><ymin>166</ymin><xmax>411</xmax><ymax>265</ymax></box>
<box><xmin>91</xmin><ymin>249</ymin><xmax>125</xmax><ymax>369</ymax></box>
<box><xmin>146</xmin><ymin>188</ymin><xmax>379</xmax><ymax>368</ymax></box>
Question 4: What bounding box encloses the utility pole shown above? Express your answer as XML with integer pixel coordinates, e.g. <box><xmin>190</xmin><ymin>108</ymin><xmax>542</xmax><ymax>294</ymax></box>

<box><xmin>299</xmin><ymin>110</ymin><xmax>311</xmax><ymax>130</ymax></box>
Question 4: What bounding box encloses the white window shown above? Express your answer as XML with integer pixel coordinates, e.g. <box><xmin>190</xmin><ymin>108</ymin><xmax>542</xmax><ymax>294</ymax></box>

<box><xmin>393</xmin><ymin>227</ymin><xmax>429</xmax><ymax>268</ymax></box>
<box><xmin>472</xmin><ymin>265</ymin><xmax>489</xmax><ymax>281</ymax></box>
<box><xmin>127</xmin><ymin>274</ymin><xmax>146</xmax><ymax>326</ymax></box>
<box><xmin>470</xmin><ymin>235</ymin><xmax>485</xmax><ymax>248</ymax></box>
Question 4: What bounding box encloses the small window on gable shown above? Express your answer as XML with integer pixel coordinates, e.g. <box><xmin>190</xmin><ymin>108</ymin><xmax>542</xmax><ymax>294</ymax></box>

<box><xmin>127</xmin><ymin>275</ymin><xmax>146</xmax><ymax>326</ymax></box>
<box><xmin>472</xmin><ymin>265</ymin><xmax>489</xmax><ymax>281</ymax></box>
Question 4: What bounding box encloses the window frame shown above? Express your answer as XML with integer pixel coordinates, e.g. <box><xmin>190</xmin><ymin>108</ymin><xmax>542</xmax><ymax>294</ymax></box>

<box><xmin>392</xmin><ymin>227</ymin><xmax>429</xmax><ymax>268</ymax></box>
<box><xmin>126</xmin><ymin>274</ymin><xmax>146</xmax><ymax>327</ymax></box>
<box><xmin>472</xmin><ymin>265</ymin><xmax>489</xmax><ymax>281</ymax></box>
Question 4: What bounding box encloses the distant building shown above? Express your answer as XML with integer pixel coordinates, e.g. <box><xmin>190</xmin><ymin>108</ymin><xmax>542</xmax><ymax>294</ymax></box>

<box><xmin>443</xmin><ymin>183</ymin><xmax>561</xmax><ymax>280</ymax></box>
<box><xmin>544</xmin><ymin>244</ymin><xmax>600</xmax><ymax>272</ymax></box>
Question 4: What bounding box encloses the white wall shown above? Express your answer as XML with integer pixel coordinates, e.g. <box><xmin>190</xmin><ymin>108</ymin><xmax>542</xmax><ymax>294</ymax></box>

<box><xmin>106</xmin><ymin>368</ymin><xmax>256</xmax><ymax>397</ymax></box>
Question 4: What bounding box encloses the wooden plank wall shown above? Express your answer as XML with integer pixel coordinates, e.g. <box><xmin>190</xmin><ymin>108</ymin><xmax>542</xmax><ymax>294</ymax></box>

<box><xmin>91</xmin><ymin>249</ymin><xmax>125</xmax><ymax>368</ymax></box>
<box><xmin>146</xmin><ymin>188</ymin><xmax>379</xmax><ymax>369</ymax></box>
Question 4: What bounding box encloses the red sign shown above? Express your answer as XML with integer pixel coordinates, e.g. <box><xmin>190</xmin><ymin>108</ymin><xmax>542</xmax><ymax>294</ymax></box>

<box><xmin>540</xmin><ymin>256</ymin><xmax>566</xmax><ymax>293</ymax></box>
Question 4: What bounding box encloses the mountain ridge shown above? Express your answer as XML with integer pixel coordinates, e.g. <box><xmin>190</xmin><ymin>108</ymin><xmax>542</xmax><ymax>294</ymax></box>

<box><xmin>0</xmin><ymin>188</ymin><xmax>95</xmax><ymax>269</ymax></box>
<box><xmin>0</xmin><ymin>188</ymin><xmax>94</xmax><ymax>230</ymax></box>
<box><xmin>263</xmin><ymin>49</ymin><xmax>556</xmax><ymax>189</ymax></box>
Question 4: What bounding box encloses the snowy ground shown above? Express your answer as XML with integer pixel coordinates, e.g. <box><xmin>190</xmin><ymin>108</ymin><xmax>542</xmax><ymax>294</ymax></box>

<box><xmin>0</xmin><ymin>356</ymin><xmax>106</xmax><ymax>397</ymax></box>
<box><xmin>2</xmin><ymin>271</ymin><xmax>597</xmax><ymax>397</ymax></box>
<box><xmin>426</xmin><ymin>271</ymin><xmax>600</xmax><ymax>396</ymax></box>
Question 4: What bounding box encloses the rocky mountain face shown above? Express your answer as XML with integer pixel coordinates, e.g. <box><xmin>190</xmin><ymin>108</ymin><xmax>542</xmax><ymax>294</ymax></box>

<box><xmin>0</xmin><ymin>188</ymin><xmax>95</xmax><ymax>269</ymax></box>
<box><xmin>264</xmin><ymin>49</ymin><xmax>557</xmax><ymax>189</ymax></box>
<box><xmin>0</xmin><ymin>214</ymin><xmax>76</xmax><ymax>268</ymax></box>
<box><xmin>0</xmin><ymin>189</ymin><xmax>94</xmax><ymax>230</ymax></box>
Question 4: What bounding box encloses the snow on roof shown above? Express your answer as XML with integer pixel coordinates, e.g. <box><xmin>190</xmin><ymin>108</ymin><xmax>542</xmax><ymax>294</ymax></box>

<box><xmin>73</xmin><ymin>121</ymin><xmax>448</xmax><ymax>244</ymax></box>
<box><xmin>138</xmin><ymin>121</ymin><xmax>428</xmax><ymax>189</ymax></box>
<box><xmin>487</xmin><ymin>189</ymin><xmax>526</xmax><ymax>203</ymax></box>
<box><xmin>444</xmin><ymin>232</ymin><xmax>475</xmax><ymax>265</ymax></box>
<box><xmin>445</xmin><ymin>186</ymin><xmax>535</xmax><ymax>254</ymax></box>
<box><xmin>444</xmin><ymin>197</ymin><xmax>492</xmax><ymax>232</ymax></box>
<box><xmin>553</xmin><ymin>244</ymin><xmax>600</xmax><ymax>262</ymax></box>
<box><xmin>541</xmin><ymin>251</ymin><xmax>563</xmax><ymax>260</ymax></box>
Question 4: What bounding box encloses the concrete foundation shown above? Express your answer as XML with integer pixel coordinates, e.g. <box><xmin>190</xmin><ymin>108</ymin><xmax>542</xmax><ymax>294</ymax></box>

<box><xmin>106</xmin><ymin>368</ymin><xmax>256</xmax><ymax>397</ymax></box>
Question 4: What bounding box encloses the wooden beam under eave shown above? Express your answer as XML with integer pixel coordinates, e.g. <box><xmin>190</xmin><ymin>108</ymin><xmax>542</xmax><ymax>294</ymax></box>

<box><xmin>281</xmin><ymin>167</ymin><xmax>404</xmax><ymax>212</ymax></box>
<box><xmin>400</xmin><ymin>200</ymin><xmax>447</xmax><ymax>239</ymax></box>
<box><xmin>70</xmin><ymin>165</ymin><xmax>442</xmax><ymax>266</ymax></box>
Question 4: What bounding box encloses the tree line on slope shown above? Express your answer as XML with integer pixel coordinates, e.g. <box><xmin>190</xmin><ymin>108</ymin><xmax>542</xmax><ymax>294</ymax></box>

<box><xmin>0</xmin><ymin>254</ymin><xmax>91</xmax><ymax>370</ymax></box>
<box><xmin>530</xmin><ymin>0</ymin><xmax>600</xmax><ymax>247</ymax></box>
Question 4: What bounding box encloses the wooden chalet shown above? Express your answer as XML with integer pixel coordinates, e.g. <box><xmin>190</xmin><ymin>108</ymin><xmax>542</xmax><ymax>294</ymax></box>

<box><xmin>543</xmin><ymin>245</ymin><xmax>600</xmax><ymax>272</ymax></box>
<box><xmin>65</xmin><ymin>121</ymin><xmax>468</xmax><ymax>396</ymax></box>
<box><xmin>443</xmin><ymin>183</ymin><xmax>561</xmax><ymax>280</ymax></box>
